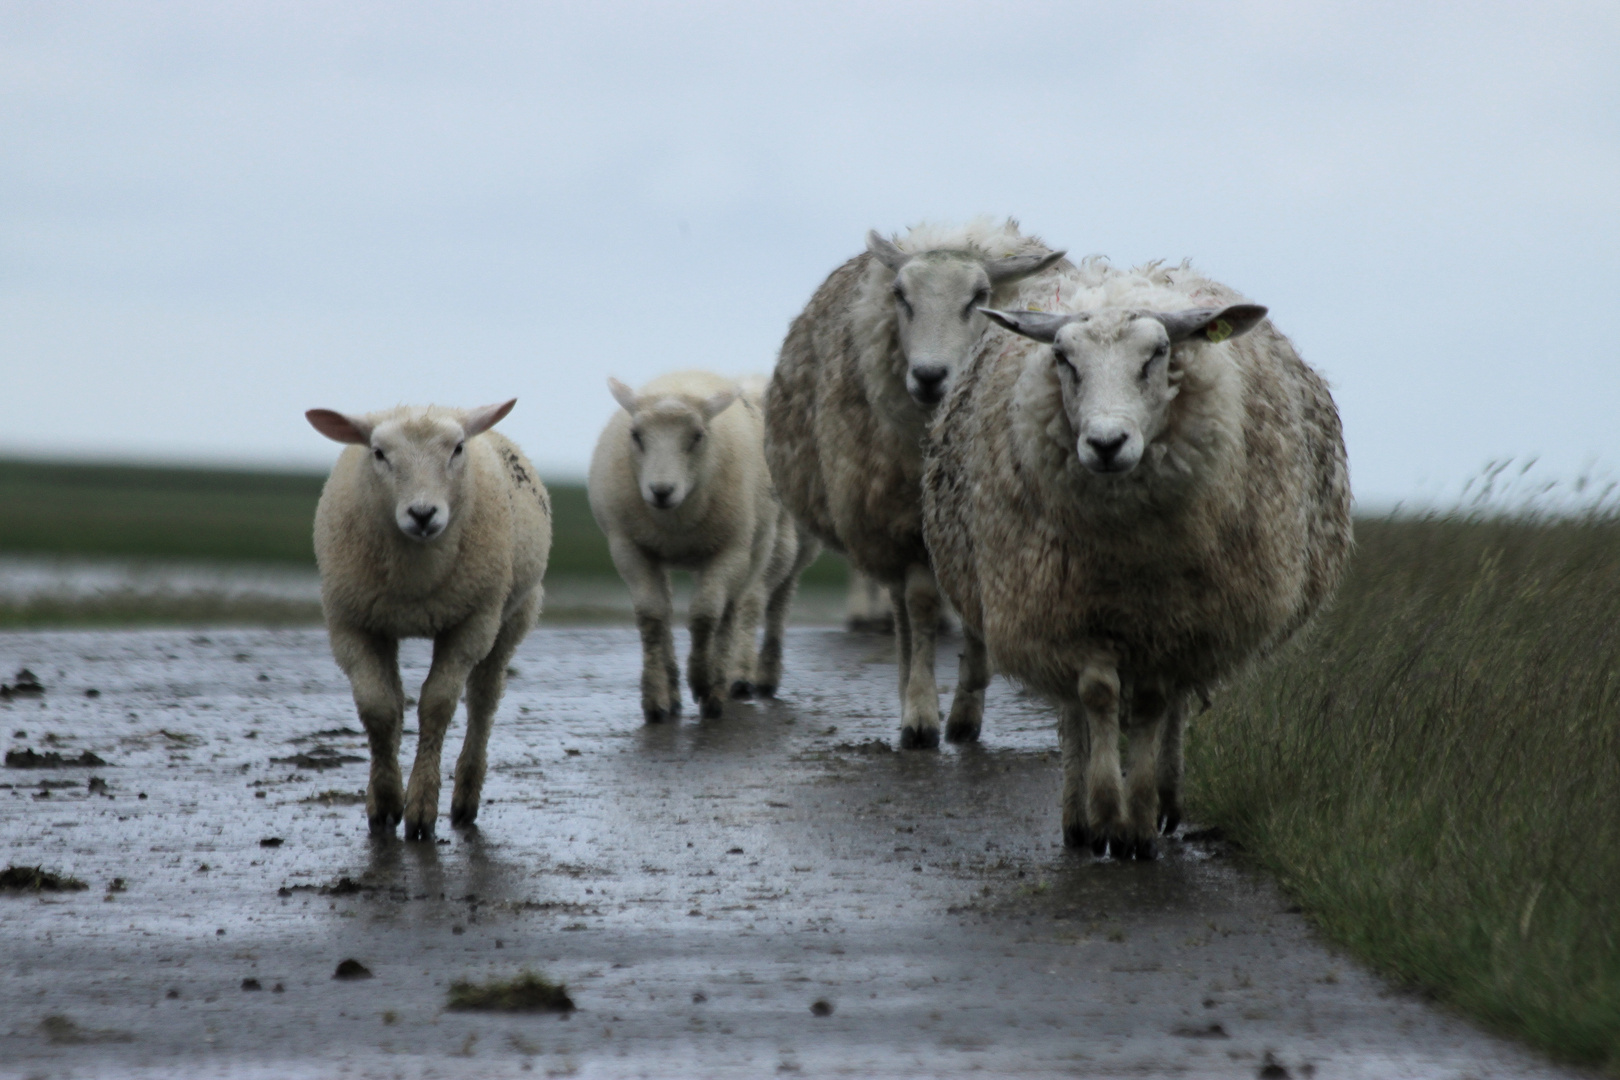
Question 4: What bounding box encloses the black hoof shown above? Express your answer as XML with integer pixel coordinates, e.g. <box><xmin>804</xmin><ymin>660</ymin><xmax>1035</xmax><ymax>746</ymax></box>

<box><xmin>1063</xmin><ymin>823</ymin><xmax>1092</xmax><ymax>849</ymax></box>
<box><xmin>700</xmin><ymin>699</ymin><xmax>724</xmax><ymax>720</ymax></box>
<box><xmin>1158</xmin><ymin>807</ymin><xmax>1182</xmax><ymax>836</ymax></box>
<box><xmin>729</xmin><ymin>680</ymin><xmax>754</xmax><ymax>700</ymax></box>
<box><xmin>1091</xmin><ymin>836</ymin><xmax>1109</xmax><ymax>858</ymax></box>
<box><xmin>899</xmin><ymin>726</ymin><xmax>940</xmax><ymax>750</ymax></box>
<box><xmin>944</xmin><ymin>721</ymin><xmax>981</xmax><ymax>744</ymax></box>
<box><xmin>449</xmin><ymin>807</ymin><xmax>477</xmax><ymax>828</ymax></box>
<box><xmin>367</xmin><ymin>814</ymin><xmax>399</xmax><ymax>837</ymax></box>
<box><xmin>1131</xmin><ymin>837</ymin><xmax>1159</xmax><ymax>861</ymax></box>
<box><xmin>754</xmin><ymin>683</ymin><xmax>778</xmax><ymax>699</ymax></box>
<box><xmin>404</xmin><ymin>822</ymin><xmax>435</xmax><ymax>843</ymax></box>
<box><xmin>644</xmin><ymin>706</ymin><xmax>672</xmax><ymax>724</ymax></box>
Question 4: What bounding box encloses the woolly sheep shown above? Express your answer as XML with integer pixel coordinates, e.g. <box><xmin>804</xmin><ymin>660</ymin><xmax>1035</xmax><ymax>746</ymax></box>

<box><xmin>589</xmin><ymin>370</ymin><xmax>814</xmax><ymax>721</ymax></box>
<box><xmin>922</xmin><ymin>258</ymin><xmax>1351</xmax><ymax>858</ymax></box>
<box><xmin>307</xmin><ymin>400</ymin><xmax>552</xmax><ymax>840</ymax></box>
<box><xmin>764</xmin><ymin>219</ymin><xmax>1066</xmax><ymax>748</ymax></box>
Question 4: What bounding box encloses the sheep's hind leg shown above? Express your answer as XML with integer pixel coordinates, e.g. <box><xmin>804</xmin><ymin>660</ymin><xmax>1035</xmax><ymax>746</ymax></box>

<box><xmin>1157</xmin><ymin>691</ymin><xmax>1188</xmax><ymax>835</ymax></box>
<box><xmin>728</xmin><ymin>586</ymin><xmax>764</xmax><ymax>700</ymax></box>
<box><xmin>1078</xmin><ymin>653</ymin><xmax>1129</xmax><ymax>857</ymax></box>
<box><xmin>330</xmin><ymin>625</ymin><xmax>405</xmax><ymax>836</ymax></box>
<box><xmin>451</xmin><ymin>593</ymin><xmax>537</xmax><ymax>829</ymax></box>
<box><xmin>1058</xmin><ymin>699</ymin><xmax>1092</xmax><ymax>849</ymax></box>
<box><xmin>897</xmin><ymin>564</ymin><xmax>942</xmax><ymax>749</ymax></box>
<box><xmin>403</xmin><ymin>619</ymin><xmax>492</xmax><ymax>841</ymax></box>
<box><xmin>945</xmin><ymin>624</ymin><xmax>988</xmax><ymax>743</ymax></box>
<box><xmin>756</xmin><ymin>530</ymin><xmax>818</xmax><ymax>698</ymax></box>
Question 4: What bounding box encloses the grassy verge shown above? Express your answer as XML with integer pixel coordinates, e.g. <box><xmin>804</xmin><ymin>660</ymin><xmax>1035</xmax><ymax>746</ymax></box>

<box><xmin>1187</xmin><ymin>514</ymin><xmax>1620</xmax><ymax>1071</ymax></box>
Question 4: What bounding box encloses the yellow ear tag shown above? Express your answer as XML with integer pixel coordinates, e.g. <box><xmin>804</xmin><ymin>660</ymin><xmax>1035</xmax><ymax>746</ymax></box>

<box><xmin>1205</xmin><ymin>319</ymin><xmax>1233</xmax><ymax>343</ymax></box>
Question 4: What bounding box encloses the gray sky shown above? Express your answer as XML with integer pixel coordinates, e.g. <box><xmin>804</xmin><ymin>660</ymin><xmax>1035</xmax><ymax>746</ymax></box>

<box><xmin>3</xmin><ymin>1</ymin><xmax>1617</xmax><ymax>508</ymax></box>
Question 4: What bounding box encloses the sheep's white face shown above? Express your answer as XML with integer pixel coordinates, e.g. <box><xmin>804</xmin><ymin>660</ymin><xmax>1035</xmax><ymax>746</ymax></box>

<box><xmin>867</xmin><ymin>232</ymin><xmax>1066</xmax><ymax>409</ymax></box>
<box><xmin>982</xmin><ymin>303</ymin><xmax>1268</xmax><ymax>477</ymax></box>
<box><xmin>610</xmin><ymin>379</ymin><xmax>738</xmax><ymax>512</ymax></box>
<box><xmin>1049</xmin><ymin>313</ymin><xmax>1179</xmax><ymax>475</ymax></box>
<box><xmin>889</xmin><ymin>255</ymin><xmax>996</xmax><ymax>407</ymax></box>
<box><xmin>305</xmin><ymin>399</ymin><xmax>516</xmax><ymax>542</ymax></box>
<box><xmin>367</xmin><ymin>415</ymin><xmax>470</xmax><ymax>540</ymax></box>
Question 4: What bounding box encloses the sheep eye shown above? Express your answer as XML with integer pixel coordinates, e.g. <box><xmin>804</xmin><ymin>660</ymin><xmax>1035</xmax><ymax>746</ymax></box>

<box><xmin>452</xmin><ymin>442</ymin><xmax>464</xmax><ymax>457</ymax></box>
<box><xmin>892</xmin><ymin>285</ymin><xmax>913</xmax><ymax>318</ymax></box>
<box><xmin>1053</xmin><ymin>348</ymin><xmax>1076</xmax><ymax>374</ymax></box>
<box><xmin>372</xmin><ymin>447</ymin><xmax>386</xmax><ymax>462</ymax></box>
<box><xmin>965</xmin><ymin>289</ymin><xmax>989</xmax><ymax>318</ymax></box>
<box><xmin>689</xmin><ymin>431</ymin><xmax>704</xmax><ymax>450</ymax></box>
<box><xmin>630</xmin><ymin>430</ymin><xmax>643</xmax><ymax>449</ymax></box>
<box><xmin>1141</xmin><ymin>346</ymin><xmax>1169</xmax><ymax>380</ymax></box>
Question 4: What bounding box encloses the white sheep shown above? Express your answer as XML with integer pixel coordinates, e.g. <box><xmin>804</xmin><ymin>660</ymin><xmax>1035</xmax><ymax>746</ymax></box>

<box><xmin>922</xmin><ymin>258</ymin><xmax>1352</xmax><ymax>858</ymax></box>
<box><xmin>589</xmin><ymin>370</ymin><xmax>812</xmax><ymax>721</ymax></box>
<box><xmin>306</xmin><ymin>400</ymin><xmax>551</xmax><ymax>841</ymax></box>
<box><xmin>764</xmin><ymin>218</ymin><xmax>1066</xmax><ymax>748</ymax></box>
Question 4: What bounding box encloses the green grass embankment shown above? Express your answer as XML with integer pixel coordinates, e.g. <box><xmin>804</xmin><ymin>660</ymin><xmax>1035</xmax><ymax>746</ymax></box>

<box><xmin>1187</xmin><ymin>514</ymin><xmax>1620</xmax><ymax>1071</ymax></box>
<box><xmin>0</xmin><ymin>458</ymin><xmax>848</xmax><ymax>626</ymax></box>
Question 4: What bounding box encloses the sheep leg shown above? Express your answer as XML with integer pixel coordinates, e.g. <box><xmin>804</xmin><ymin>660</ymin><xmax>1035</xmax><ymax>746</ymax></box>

<box><xmin>1078</xmin><ymin>653</ymin><xmax>1128</xmax><ymax>857</ymax></box>
<box><xmin>329</xmin><ymin>624</ymin><xmax>406</xmax><ymax>836</ymax></box>
<box><xmin>757</xmin><ymin>530</ymin><xmax>818</xmax><ymax>697</ymax></box>
<box><xmin>945</xmin><ymin>623</ymin><xmax>988</xmax><ymax>743</ymax></box>
<box><xmin>729</xmin><ymin>584</ymin><xmax>765</xmax><ymax>700</ymax></box>
<box><xmin>1123</xmin><ymin>682</ymin><xmax>1169</xmax><ymax>860</ymax></box>
<box><xmin>403</xmin><ymin>618</ymin><xmax>497</xmax><ymax>841</ymax></box>
<box><xmin>689</xmin><ymin>554</ymin><xmax>751</xmax><ymax>719</ymax></box>
<box><xmin>450</xmin><ymin>591</ymin><xmax>538</xmax><ymax>829</ymax></box>
<box><xmin>610</xmin><ymin>537</ymin><xmax>679</xmax><ymax>722</ymax></box>
<box><xmin>898</xmin><ymin>563</ymin><xmax>943</xmax><ymax>749</ymax></box>
<box><xmin>1157</xmin><ymin>690</ymin><xmax>1188</xmax><ymax>835</ymax></box>
<box><xmin>1058</xmin><ymin>699</ymin><xmax>1092</xmax><ymax>848</ymax></box>
<box><xmin>888</xmin><ymin>581</ymin><xmax>913</xmax><ymax>701</ymax></box>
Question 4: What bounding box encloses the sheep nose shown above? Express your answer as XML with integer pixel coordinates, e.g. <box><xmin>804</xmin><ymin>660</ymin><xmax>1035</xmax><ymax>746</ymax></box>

<box><xmin>1087</xmin><ymin>432</ymin><xmax>1129</xmax><ymax>462</ymax></box>
<box><xmin>407</xmin><ymin>505</ymin><xmax>438</xmax><ymax>528</ymax></box>
<box><xmin>911</xmin><ymin>364</ymin><xmax>947</xmax><ymax>391</ymax></box>
<box><xmin>648</xmin><ymin>483</ymin><xmax>675</xmax><ymax>507</ymax></box>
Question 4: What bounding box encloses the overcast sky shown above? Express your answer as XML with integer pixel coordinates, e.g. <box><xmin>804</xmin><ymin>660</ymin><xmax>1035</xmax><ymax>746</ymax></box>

<box><xmin>3</xmin><ymin>1</ymin><xmax>1616</xmax><ymax>507</ymax></box>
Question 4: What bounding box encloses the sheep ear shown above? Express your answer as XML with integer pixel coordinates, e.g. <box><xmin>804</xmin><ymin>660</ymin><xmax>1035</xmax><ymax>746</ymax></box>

<box><xmin>462</xmin><ymin>399</ymin><xmax>516</xmax><ymax>438</ymax></box>
<box><xmin>608</xmin><ymin>377</ymin><xmax>638</xmax><ymax>414</ymax></box>
<box><xmin>980</xmin><ymin>308</ymin><xmax>1078</xmax><ymax>344</ymax></box>
<box><xmin>1155</xmin><ymin>304</ymin><xmax>1268</xmax><ymax>344</ymax></box>
<box><xmin>306</xmin><ymin>409</ymin><xmax>373</xmax><ymax>445</ymax></box>
<box><xmin>985</xmin><ymin>248</ymin><xmax>1067</xmax><ymax>286</ymax></box>
<box><xmin>866</xmin><ymin>230</ymin><xmax>909</xmax><ymax>272</ymax></box>
<box><xmin>699</xmin><ymin>388</ymin><xmax>739</xmax><ymax>422</ymax></box>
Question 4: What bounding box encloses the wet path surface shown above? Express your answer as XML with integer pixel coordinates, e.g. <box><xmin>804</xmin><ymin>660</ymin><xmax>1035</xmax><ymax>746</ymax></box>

<box><xmin>0</xmin><ymin>627</ymin><xmax>1585</xmax><ymax>1079</ymax></box>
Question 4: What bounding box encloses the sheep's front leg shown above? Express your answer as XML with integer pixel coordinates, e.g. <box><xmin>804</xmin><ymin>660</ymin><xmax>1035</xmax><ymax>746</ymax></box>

<box><xmin>945</xmin><ymin>623</ymin><xmax>988</xmax><ymax>743</ymax></box>
<box><xmin>1157</xmin><ymin>690</ymin><xmax>1188</xmax><ymax>835</ymax></box>
<box><xmin>1123</xmin><ymin>682</ymin><xmax>1170</xmax><ymax>860</ymax></box>
<box><xmin>728</xmin><ymin>584</ymin><xmax>765</xmax><ymax>700</ymax></box>
<box><xmin>689</xmin><ymin>553</ymin><xmax>751</xmax><ymax>718</ymax></box>
<box><xmin>1078</xmin><ymin>652</ymin><xmax>1128</xmax><ymax>857</ymax></box>
<box><xmin>1058</xmin><ymin>699</ymin><xmax>1091</xmax><ymax>848</ymax></box>
<box><xmin>451</xmin><ymin>590</ymin><xmax>540</xmax><ymax>829</ymax></box>
<box><xmin>897</xmin><ymin>563</ymin><xmax>942</xmax><ymax>749</ymax></box>
<box><xmin>610</xmin><ymin>537</ymin><xmax>679</xmax><ymax>722</ymax></box>
<box><xmin>756</xmin><ymin>532</ymin><xmax>818</xmax><ymax>697</ymax></box>
<box><xmin>329</xmin><ymin>624</ymin><xmax>406</xmax><ymax>836</ymax></box>
<box><xmin>403</xmin><ymin>617</ymin><xmax>497</xmax><ymax>841</ymax></box>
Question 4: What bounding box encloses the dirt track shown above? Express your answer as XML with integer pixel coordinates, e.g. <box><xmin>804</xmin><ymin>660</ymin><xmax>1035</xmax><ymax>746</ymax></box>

<box><xmin>0</xmin><ymin>626</ymin><xmax>1586</xmax><ymax>1078</ymax></box>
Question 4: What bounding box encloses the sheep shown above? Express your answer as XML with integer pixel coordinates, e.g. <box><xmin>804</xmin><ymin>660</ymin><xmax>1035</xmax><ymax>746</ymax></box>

<box><xmin>921</xmin><ymin>257</ymin><xmax>1352</xmax><ymax>858</ymax></box>
<box><xmin>764</xmin><ymin>219</ymin><xmax>1067</xmax><ymax>748</ymax></box>
<box><xmin>306</xmin><ymin>399</ymin><xmax>551</xmax><ymax>841</ymax></box>
<box><xmin>589</xmin><ymin>370</ymin><xmax>814</xmax><ymax>721</ymax></box>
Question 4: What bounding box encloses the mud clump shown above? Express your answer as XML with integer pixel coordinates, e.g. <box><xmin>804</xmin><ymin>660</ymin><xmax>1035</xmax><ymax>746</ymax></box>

<box><xmin>810</xmin><ymin>998</ymin><xmax>834</xmax><ymax>1017</ymax></box>
<box><xmin>448</xmin><ymin>971</ymin><xmax>574</xmax><ymax>1013</ymax></box>
<box><xmin>270</xmin><ymin>748</ymin><xmax>366</xmax><ymax>770</ymax></box>
<box><xmin>6</xmin><ymin>748</ymin><xmax>108</xmax><ymax>769</ymax></box>
<box><xmin>333</xmin><ymin>959</ymin><xmax>373</xmax><ymax>980</ymax></box>
<box><xmin>279</xmin><ymin>876</ymin><xmax>376</xmax><ymax>898</ymax></box>
<box><xmin>0</xmin><ymin>669</ymin><xmax>45</xmax><ymax>700</ymax></box>
<box><xmin>1</xmin><ymin>865</ymin><xmax>88</xmax><ymax>892</ymax></box>
<box><xmin>299</xmin><ymin>789</ymin><xmax>367</xmax><ymax>806</ymax></box>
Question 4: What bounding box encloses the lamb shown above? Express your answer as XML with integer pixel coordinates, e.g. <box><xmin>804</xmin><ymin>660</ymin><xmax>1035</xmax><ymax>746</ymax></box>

<box><xmin>589</xmin><ymin>370</ymin><xmax>816</xmax><ymax>722</ymax></box>
<box><xmin>922</xmin><ymin>257</ymin><xmax>1351</xmax><ymax>858</ymax></box>
<box><xmin>306</xmin><ymin>399</ymin><xmax>552</xmax><ymax>841</ymax></box>
<box><xmin>764</xmin><ymin>219</ymin><xmax>1066</xmax><ymax>748</ymax></box>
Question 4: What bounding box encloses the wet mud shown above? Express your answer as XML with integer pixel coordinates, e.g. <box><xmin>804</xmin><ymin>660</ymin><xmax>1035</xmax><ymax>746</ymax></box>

<box><xmin>0</xmin><ymin>626</ymin><xmax>1588</xmax><ymax>1078</ymax></box>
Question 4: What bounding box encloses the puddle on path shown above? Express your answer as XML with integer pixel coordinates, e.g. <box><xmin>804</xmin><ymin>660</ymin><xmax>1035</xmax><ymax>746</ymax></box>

<box><xmin>0</xmin><ymin>626</ymin><xmax>1583</xmax><ymax>1078</ymax></box>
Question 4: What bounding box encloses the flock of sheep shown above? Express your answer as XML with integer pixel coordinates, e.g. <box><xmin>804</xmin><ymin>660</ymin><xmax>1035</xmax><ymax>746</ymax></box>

<box><xmin>305</xmin><ymin>218</ymin><xmax>1352</xmax><ymax>860</ymax></box>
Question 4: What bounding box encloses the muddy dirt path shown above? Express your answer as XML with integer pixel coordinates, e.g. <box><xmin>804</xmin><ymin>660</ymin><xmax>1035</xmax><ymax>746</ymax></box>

<box><xmin>0</xmin><ymin>627</ymin><xmax>1585</xmax><ymax>1078</ymax></box>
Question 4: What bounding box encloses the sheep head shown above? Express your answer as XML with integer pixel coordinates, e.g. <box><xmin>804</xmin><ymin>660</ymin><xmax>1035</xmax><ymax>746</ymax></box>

<box><xmin>608</xmin><ymin>377</ymin><xmax>738</xmax><ymax>511</ymax></box>
<box><xmin>867</xmin><ymin>230</ymin><xmax>1064</xmax><ymax>408</ymax></box>
<box><xmin>983</xmin><ymin>304</ymin><xmax>1266</xmax><ymax>475</ymax></box>
<box><xmin>306</xmin><ymin>400</ymin><xmax>515</xmax><ymax>541</ymax></box>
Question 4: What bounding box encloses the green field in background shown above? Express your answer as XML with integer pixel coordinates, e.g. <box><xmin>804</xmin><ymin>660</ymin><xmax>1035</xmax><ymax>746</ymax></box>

<box><xmin>0</xmin><ymin>458</ymin><xmax>849</xmax><ymax>586</ymax></box>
